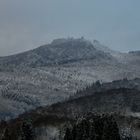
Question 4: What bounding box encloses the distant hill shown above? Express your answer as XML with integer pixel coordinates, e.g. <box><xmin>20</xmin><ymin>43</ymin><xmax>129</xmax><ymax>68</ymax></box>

<box><xmin>0</xmin><ymin>38</ymin><xmax>115</xmax><ymax>69</ymax></box>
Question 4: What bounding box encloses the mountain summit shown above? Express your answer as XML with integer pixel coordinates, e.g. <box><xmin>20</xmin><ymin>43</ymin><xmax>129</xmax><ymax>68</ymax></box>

<box><xmin>0</xmin><ymin>38</ymin><xmax>114</xmax><ymax>69</ymax></box>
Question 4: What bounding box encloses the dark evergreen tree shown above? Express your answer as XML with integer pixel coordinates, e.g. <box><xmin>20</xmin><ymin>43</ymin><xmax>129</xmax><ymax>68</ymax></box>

<box><xmin>64</xmin><ymin>114</ymin><xmax>121</xmax><ymax>140</ymax></box>
<box><xmin>20</xmin><ymin>120</ymin><xmax>34</xmax><ymax>140</ymax></box>
<box><xmin>64</xmin><ymin>128</ymin><xmax>72</xmax><ymax>140</ymax></box>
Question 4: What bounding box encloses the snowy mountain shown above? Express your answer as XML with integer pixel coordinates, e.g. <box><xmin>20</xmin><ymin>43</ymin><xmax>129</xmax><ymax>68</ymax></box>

<box><xmin>0</xmin><ymin>37</ymin><xmax>140</xmax><ymax>120</ymax></box>
<box><xmin>0</xmin><ymin>38</ymin><xmax>115</xmax><ymax>69</ymax></box>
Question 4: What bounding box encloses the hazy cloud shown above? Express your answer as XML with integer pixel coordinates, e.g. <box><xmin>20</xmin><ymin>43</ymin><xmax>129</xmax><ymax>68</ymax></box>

<box><xmin>0</xmin><ymin>0</ymin><xmax>140</xmax><ymax>56</ymax></box>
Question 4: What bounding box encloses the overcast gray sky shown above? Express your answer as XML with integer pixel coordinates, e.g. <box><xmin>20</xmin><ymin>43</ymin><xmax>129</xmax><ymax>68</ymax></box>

<box><xmin>0</xmin><ymin>0</ymin><xmax>140</xmax><ymax>56</ymax></box>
